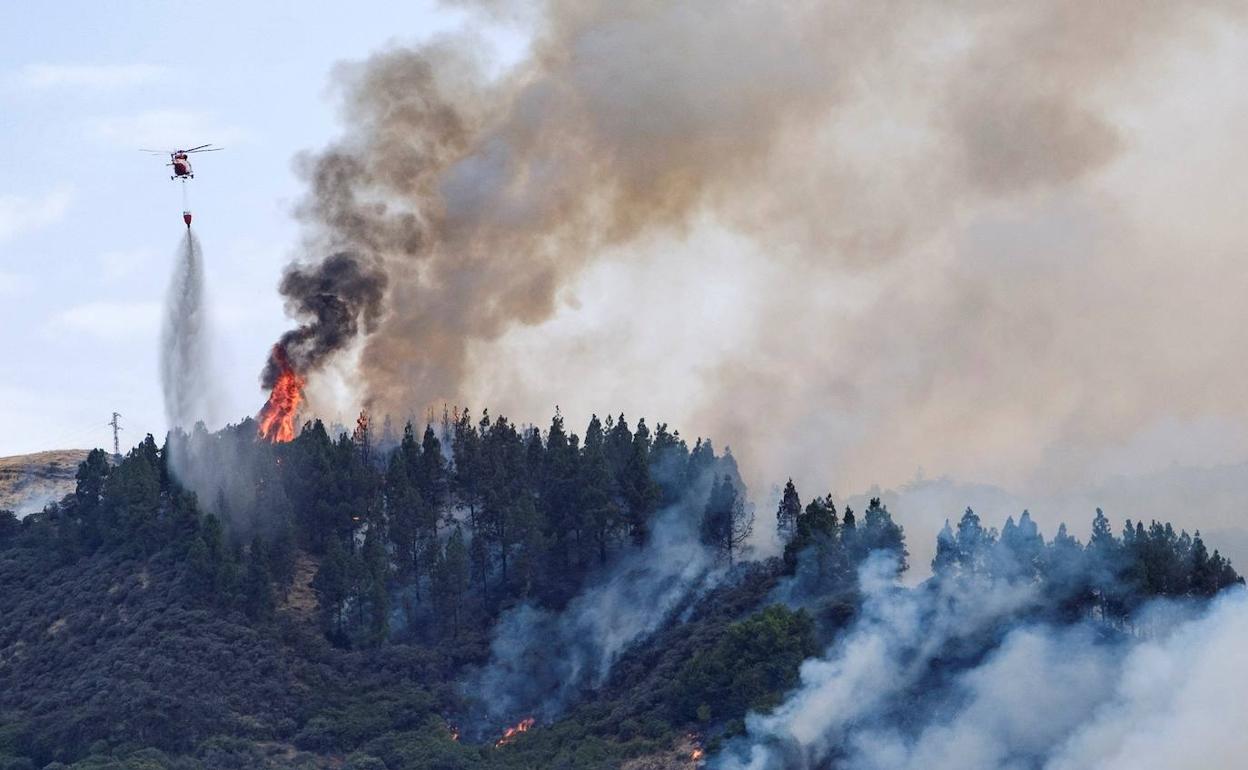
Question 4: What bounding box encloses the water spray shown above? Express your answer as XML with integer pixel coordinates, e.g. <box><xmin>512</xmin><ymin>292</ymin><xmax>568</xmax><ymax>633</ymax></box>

<box><xmin>161</xmin><ymin>230</ymin><xmax>217</xmax><ymax>431</ymax></box>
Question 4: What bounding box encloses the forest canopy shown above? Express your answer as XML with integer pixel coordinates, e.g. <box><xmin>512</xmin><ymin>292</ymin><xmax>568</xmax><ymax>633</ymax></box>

<box><xmin>0</xmin><ymin>409</ymin><xmax>1241</xmax><ymax>770</ymax></box>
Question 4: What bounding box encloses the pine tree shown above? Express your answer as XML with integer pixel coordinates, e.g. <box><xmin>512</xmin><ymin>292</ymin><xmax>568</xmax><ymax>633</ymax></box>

<box><xmin>243</xmin><ymin>537</ymin><xmax>275</xmax><ymax>621</ymax></box>
<box><xmin>285</xmin><ymin>419</ymin><xmax>341</xmax><ymax>551</ymax></box>
<box><xmin>165</xmin><ymin>489</ymin><xmax>201</xmax><ymax>548</ymax></box>
<box><xmin>452</xmin><ymin>408</ymin><xmax>484</xmax><ymax>518</ymax></box>
<box><xmin>101</xmin><ymin>438</ymin><xmax>162</xmax><ymax>550</ymax></box>
<box><xmin>1190</xmin><ymin>531</ymin><xmax>1212</xmax><ymax>595</ymax></box>
<box><xmin>997</xmin><ymin>510</ymin><xmax>1043</xmax><ymax>580</ymax></box>
<box><xmin>700</xmin><ymin>474</ymin><xmax>754</xmax><ymax>565</ymax></box>
<box><xmin>269</xmin><ymin>514</ymin><xmax>298</xmax><ymax>601</ymax></box>
<box><xmin>856</xmin><ymin>498</ymin><xmax>907</xmax><ymax>573</ymax></box>
<box><xmin>433</xmin><ymin>526</ymin><xmax>470</xmax><ymax>638</ymax></box>
<box><xmin>479</xmin><ymin>415</ymin><xmax>527</xmax><ymax>591</ymax></box>
<box><xmin>361</xmin><ymin>525</ymin><xmax>390</xmax><ymax>644</ymax></box>
<box><xmin>1209</xmin><ymin>549</ymin><xmax>1244</xmax><ymax>590</ymax></box>
<box><xmin>776</xmin><ymin>479</ymin><xmax>802</xmax><ymax>541</ymax></box>
<box><xmin>1086</xmin><ymin>509</ymin><xmax>1126</xmax><ymax>618</ymax></box>
<box><xmin>74</xmin><ymin>448</ymin><xmax>111</xmax><ymax>546</ymax></box>
<box><xmin>620</xmin><ymin>423</ymin><xmax>660</xmax><ymax>545</ymax></box>
<box><xmin>605</xmin><ymin>413</ymin><xmax>634</xmax><ymax>481</ymax></box>
<box><xmin>580</xmin><ymin>414</ymin><xmax>619</xmax><ymax>565</ymax></box>
<box><xmin>686</xmin><ymin>438</ymin><xmax>717</xmax><ymax>488</ymax></box>
<box><xmin>352</xmin><ymin>410</ymin><xmax>373</xmax><ymax>467</ymax></box>
<box><xmin>313</xmin><ymin>536</ymin><xmax>351</xmax><ymax>639</ymax></box>
<box><xmin>649</xmin><ymin>422</ymin><xmax>690</xmax><ymax>506</ymax></box>
<box><xmin>416</xmin><ymin>424</ymin><xmax>449</xmax><ymax>531</ymax></box>
<box><xmin>541</xmin><ymin>409</ymin><xmax>582</xmax><ymax>594</ymax></box>
<box><xmin>953</xmin><ymin>507</ymin><xmax>993</xmax><ymax>575</ymax></box>
<box><xmin>385</xmin><ymin>449</ymin><xmax>422</xmax><ymax>583</ymax></box>
<box><xmin>1089</xmin><ymin>508</ymin><xmax>1115</xmax><ymax>553</ymax></box>
<box><xmin>1044</xmin><ymin>521</ymin><xmax>1091</xmax><ymax>616</ymax></box>
<box><xmin>0</xmin><ymin>509</ymin><xmax>18</xmax><ymax>545</ymax></box>
<box><xmin>932</xmin><ymin>520</ymin><xmax>957</xmax><ymax>576</ymax></box>
<box><xmin>186</xmin><ymin>534</ymin><xmax>216</xmax><ymax>598</ymax></box>
<box><xmin>469</xmin><ymin>523</ymin><xmax>490</xmax><ymax>607</ymax></box>
<box><xmin>510</xmin><ymin>496</ymin><xmax>547</xmax><ymax>599</ymax></box>
<box><xmin>783</xmin><ymin>493</ymin><xmax>839</xmax><ymax>578</ymax></box>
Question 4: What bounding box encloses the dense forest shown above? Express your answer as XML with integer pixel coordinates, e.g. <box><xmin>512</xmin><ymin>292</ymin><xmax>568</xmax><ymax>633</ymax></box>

<box><xmin>0</xmin><ymin>409</ymin><xmax>1241</xmax><ymax>770</ymax></box>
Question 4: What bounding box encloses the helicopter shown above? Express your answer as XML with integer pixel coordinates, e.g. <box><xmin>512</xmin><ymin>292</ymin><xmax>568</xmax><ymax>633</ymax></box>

<box><xmin>139</xmin><ymin>143</ymin><xmax>222</xmax><ymax>180</ymax></box>
<box><xmin>140</xmin><ymin>144</ymin><xmax>222</xmax><ymax>227</ymax></box>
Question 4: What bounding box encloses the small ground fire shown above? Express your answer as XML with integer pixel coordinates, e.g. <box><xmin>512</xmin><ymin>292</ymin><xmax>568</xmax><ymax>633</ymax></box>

<box><xmin>687</xmin><ymin>733</ymin><xmax>704</xmax><ymax>764</ymax></box>
<box><xmin>494</xmin><ymin>717</ymin><xmax>535</xmax><ymax>748</ymax></box>
<box><xmin>257</xmin><ymin>345</ymin><xmax>305</xmax><ymax>442</ymax></box>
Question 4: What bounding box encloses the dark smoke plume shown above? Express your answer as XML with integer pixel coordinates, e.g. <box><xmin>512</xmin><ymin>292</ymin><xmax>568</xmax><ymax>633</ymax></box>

<box><xmin>261</xmin><ymin>251</ymin><xmax>387</xmax><ymax>388</ymax></box>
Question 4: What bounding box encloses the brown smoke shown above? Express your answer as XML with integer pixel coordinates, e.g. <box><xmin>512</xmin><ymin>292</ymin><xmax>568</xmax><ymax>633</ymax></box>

<box><xmin>280</xmin><ymin>0</ymin><xmax>1248</xmax><ymax>518</ymax></box>
<box><xmin>284</xmin><ymin>0</ymin><xmax>909</xmax><ymax>406</ymax></box>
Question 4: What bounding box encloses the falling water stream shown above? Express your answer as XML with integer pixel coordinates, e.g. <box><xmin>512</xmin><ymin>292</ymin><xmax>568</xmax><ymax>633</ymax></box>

<box><xmin>160</xmin><ymin>229</ymin><xmax>218</xmax><ymax>431</ymax></box>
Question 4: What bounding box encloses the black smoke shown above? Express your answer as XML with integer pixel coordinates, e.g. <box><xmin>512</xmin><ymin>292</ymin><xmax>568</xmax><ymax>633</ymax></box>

<box><xmin>261</xmin><ymin>251</ymin><xmax>387</xmax><ymax>388</ymax></box>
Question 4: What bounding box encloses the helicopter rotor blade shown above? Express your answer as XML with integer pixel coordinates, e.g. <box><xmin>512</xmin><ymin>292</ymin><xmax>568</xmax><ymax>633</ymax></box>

<box><xmin>186</xmin><ymin>147</ymin><xmax>223</xmax><ymax>153</ymax></box>
<box><xmin>182</xmin><ymin>144</ymin><xmax>213</xmax><ymax>153</ymax></box>
<box><xmin>138</xmin><ymin>149</ymin><xmax>168</xmax><ymax>154</ymax></box>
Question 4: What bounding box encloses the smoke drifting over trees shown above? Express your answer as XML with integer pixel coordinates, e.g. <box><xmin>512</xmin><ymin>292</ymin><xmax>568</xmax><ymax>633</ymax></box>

<box><xmin>464</xmin><ymin>489</ymin><xmax>726</xmax><ymax>729</ymax></box>
<box><xmin>712</xmin><ymin>492</ymin><xmax>1245</xmax><ymax>769</ymax></box>
<box><xmin>718</xmin><ymin>559</ymin><xmax>1248</xmax><ymax>770</ymax></box>
<box><xmin>15</xmin><ymin>2</ymin><xmax>1247</xmax><ymax>768</ymax></box>
<box><xmin>2</xmin><ymin>408</ymin><xmax>1243</xmax><ymax>769</ymax></box>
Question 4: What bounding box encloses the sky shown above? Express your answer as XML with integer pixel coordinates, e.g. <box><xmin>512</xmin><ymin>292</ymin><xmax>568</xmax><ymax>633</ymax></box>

<box><xmin>4</xmin><ymin>2</ymin><xmax>1248</xmax><ymax>571</ymax></box>
<box><xmin>0</xmin><ymin>0</ymin><xmax>513</xmax><ymax>455</ymax></box>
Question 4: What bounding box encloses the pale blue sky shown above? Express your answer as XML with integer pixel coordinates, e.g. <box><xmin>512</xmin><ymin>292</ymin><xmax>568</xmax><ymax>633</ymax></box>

<box><xmin>0</xmin><ymin>1</ymin><xmax>511</xmax><ymax>455</ymax></box>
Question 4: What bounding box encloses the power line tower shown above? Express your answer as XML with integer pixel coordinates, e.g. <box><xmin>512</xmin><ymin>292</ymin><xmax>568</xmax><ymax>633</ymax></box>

<box><xmin>108</xmin><ymin>412</ymin><xmax>123</xmax><ymax>462</ymax></box>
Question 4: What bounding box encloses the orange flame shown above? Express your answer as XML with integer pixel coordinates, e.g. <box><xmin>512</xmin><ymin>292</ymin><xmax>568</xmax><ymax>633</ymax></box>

<box><xmin>257</xmin><ymin>347</ymin><xmax>305</xmax><ymax>443</ymax></box>
<box><xmin>494</xmin><ymin>717</ymin><xmax>535</xmax><ymax>748</ymax></box>
<box><xmin>691</xmin><ymin>748</ymin><xmax>704</xmax><ymax>762</ymax></box>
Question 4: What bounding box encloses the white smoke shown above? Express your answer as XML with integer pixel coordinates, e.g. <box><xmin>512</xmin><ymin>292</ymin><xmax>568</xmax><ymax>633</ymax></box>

<box><xmin>464</xmin><ymin>495</ymin><xmax>724</xmax><ymax>727</ymax></box>
<box><xmin>1042</xmin><ymin>592</ymin><xmax>1248</xmax><ymax>769</ymax></box>
<box><xmin>714</xmin><ymin>557</ymin><xmax>1248</xmax><ymax>770</ymax></box>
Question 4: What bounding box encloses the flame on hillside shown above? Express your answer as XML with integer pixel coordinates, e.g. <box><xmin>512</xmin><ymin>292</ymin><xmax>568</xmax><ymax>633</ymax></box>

<box><xmin>688</xmin><ymin>733</ymin><xmax>704</xmax><ymax>764</ymax></box>
<box><xmin>257</xmin><ymin>345</ymin><xmax>305</xmax><ymax>443</ymax></box>
<box><xmin>494</xmin><ymin>717</ymin><xmax>535</xmax><ymax>748</ymax></box>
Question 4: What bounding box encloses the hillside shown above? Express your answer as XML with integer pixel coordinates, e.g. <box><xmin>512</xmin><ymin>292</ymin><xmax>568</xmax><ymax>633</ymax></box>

<box><xmin>0</xmin><ymin>450</ymin><xmax>90</xmax><ymax>515</ymax></box>
<box><xmin>0</xmin><ymin>413</ymin><xmax>1243</xmax><ymax>770</ymax></box>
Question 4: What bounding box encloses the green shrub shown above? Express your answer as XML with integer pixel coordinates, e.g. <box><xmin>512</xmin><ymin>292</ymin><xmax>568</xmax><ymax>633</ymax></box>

<box><xmin>669</xmin><ymin>605</ymin><xmax>817</xmax><ymax>724</ymax></box>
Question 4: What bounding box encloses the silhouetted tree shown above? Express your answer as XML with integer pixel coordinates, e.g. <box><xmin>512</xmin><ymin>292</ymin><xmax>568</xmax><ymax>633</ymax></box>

<box><xmin>776</xmin><ymin>479</ymin><xmax>802</xmax><ymax>541</ymax></box>
<box><xmin>701</xmin><ymin>474</ymin><xmax>754</xmax><ymax>565</ymax></box>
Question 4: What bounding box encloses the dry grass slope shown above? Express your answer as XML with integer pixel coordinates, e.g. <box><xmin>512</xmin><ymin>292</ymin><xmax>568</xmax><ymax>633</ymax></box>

<box><xmin>0</xmin><ymin>449</ymin><xmax>90</xmax><ymax>514</ymax></box>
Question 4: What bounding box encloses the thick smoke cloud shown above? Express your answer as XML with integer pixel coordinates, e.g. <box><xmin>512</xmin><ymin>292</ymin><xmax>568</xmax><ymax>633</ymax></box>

<box><xmin>713</xmin><ymin>555</ymin><xmax>1248</xmax><ymax>770</ymax></box>
<box><xmin>284</xmin><ymin>0</ymin><xmax>902</xmax><ymax>404</ymax></box>
<box><xmin>281</xmin><ymin>2</ymin><xmax>1248</xmax><ymax>541</ymax></box>
<box><xmin>1043</xmin><ymin>594</ymin><xmax>1248</xmax><ymax>770</ymax></box>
